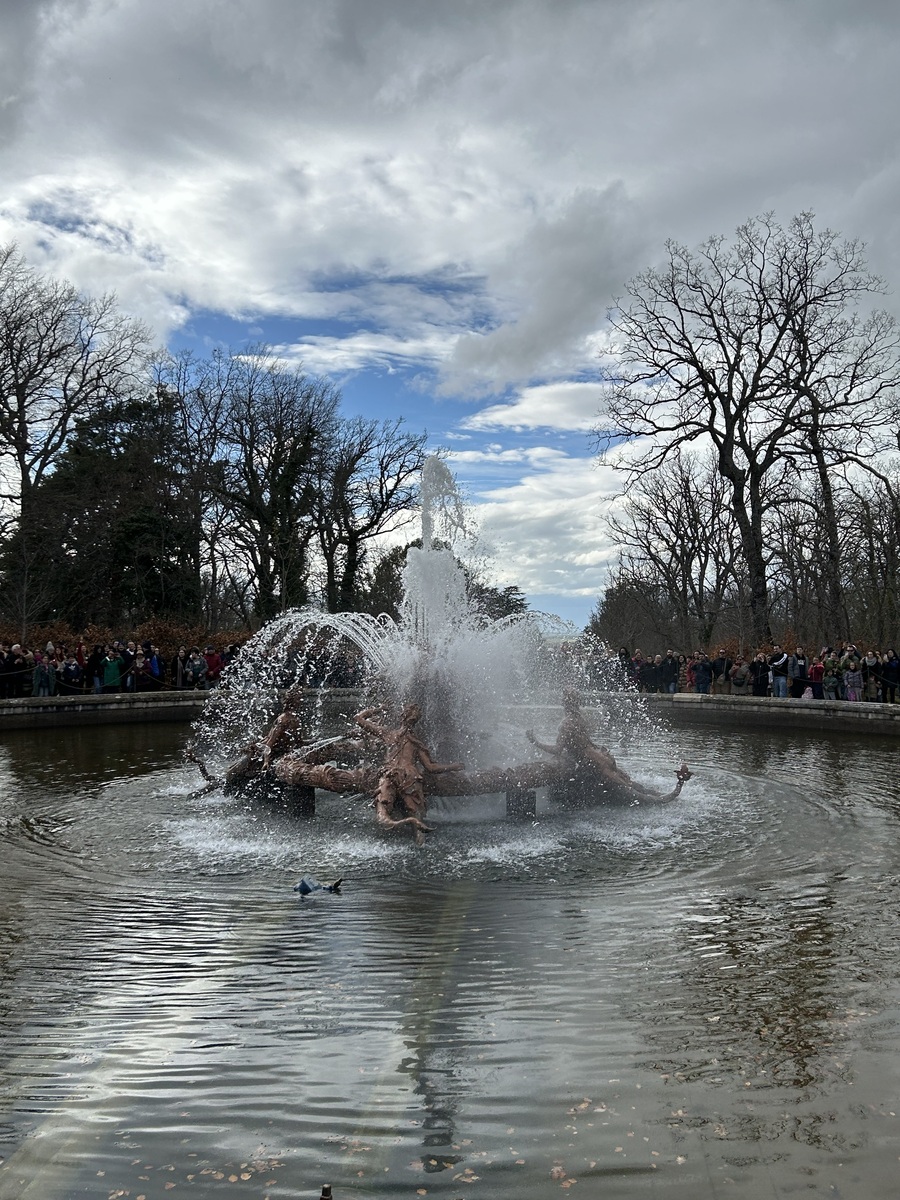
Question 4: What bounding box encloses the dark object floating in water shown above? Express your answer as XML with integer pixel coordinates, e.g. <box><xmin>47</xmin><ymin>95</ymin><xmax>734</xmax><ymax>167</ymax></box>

<box><xmin>294</xmin><ymin>877</ymin><xmax>343</xmax><ymax>896</ymax></box>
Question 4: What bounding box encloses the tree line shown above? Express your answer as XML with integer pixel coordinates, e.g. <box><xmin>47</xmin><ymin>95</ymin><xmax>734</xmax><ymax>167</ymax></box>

<box><xmin>590</xmin><ymin>213</ymin><xmax>900</xmax><ymax>652</ymax></box>
<box><xmin>0</xmin><ymin>245</ymin><xmax>437</xmax><ymax>638</ymax></box>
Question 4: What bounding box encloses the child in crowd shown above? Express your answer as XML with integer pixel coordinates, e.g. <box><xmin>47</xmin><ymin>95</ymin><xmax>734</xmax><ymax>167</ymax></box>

<box><xmin>843</xmin><ymin>658</ymin><xmax>863</xmax><ymax>702</ymax></box>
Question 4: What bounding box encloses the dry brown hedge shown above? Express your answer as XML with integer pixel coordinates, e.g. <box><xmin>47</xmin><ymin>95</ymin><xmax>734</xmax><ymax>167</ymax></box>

<box><xmin>0</xmin><ymin>619</ymin><xmax>253</xmax><ymax>654</ymax></box>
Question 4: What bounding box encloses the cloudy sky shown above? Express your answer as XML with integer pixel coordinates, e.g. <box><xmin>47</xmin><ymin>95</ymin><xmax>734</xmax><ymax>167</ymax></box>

<box><xmin>2</xmin><ymin>0</ymin><xmax>900</xmax><ymax>624</ymax></box>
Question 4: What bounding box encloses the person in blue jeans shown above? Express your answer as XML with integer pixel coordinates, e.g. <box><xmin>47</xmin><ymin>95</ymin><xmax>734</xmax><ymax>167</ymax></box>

<box><xmin>769</xmin><ymin>645</ymin><xmax>789</xmax><ymax>698</ymax></box>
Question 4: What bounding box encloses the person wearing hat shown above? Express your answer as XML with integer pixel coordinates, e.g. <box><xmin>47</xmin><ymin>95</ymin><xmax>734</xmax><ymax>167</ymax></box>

<box><xmin>59</xmin><ymin>653</ymin><xmax>83</xmax><ymax>695</ymax></box>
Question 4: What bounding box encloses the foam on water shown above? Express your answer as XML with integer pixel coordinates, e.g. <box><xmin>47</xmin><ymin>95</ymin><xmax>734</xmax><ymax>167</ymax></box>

<box><xmin>148</xmin><ymin>762</ymin><xmax>742</xmax><ymax>891</ymax></box>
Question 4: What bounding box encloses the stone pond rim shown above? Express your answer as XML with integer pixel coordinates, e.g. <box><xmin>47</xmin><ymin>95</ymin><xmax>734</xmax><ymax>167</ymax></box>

<box><xmin>0</xmin><ymin>688</ymin><xmax>897</xmax><ymax>736</ymax></box>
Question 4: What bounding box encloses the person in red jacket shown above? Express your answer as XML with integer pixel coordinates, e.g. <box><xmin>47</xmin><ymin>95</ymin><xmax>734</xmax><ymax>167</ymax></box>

<box><xmin>807</xmin><ymin>655</ymin><xmax>825</xmax><ymax>700</ymax></box>
<box><xmin>203</xmin><ymin>645</ymin><xmax>223</xmax><ymax>687</ymax></box>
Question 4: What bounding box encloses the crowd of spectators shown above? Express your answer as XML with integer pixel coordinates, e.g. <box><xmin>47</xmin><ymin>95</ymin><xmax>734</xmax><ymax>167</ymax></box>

<box><xmin>0</xmin><ymin>639</ymin><xmax>243</xmax><ymax>699</ymax></box>
<box><xmin>617</xmin><ymin>643</ymin><xmax>900</xmax><ymax>702</ymax></box>
<box><xmin>3</xmin><ymin>633</ymin><xmax>897</xmax><ymax>704</ymax></box>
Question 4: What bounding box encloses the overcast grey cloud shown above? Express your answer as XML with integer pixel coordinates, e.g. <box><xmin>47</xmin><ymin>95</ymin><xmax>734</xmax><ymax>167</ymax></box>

<box><xmin>0</xmin><ymin>0</ymin><xmax>52</xmax><ymax>142</ymax></box>
<box><xmin>2</xmin><ymin>0</ymin><xmax>900</xmax><ymax>619</ymax></box>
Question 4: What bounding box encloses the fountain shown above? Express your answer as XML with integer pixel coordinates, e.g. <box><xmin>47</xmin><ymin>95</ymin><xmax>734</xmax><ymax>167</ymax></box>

<box><xmin>191</xmin><ymin>457</ymin><xmax>688</xmax><ymax>840</ymax></box>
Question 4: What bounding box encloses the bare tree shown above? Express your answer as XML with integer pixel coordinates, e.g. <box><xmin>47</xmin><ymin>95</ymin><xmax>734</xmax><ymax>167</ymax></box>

<box><xmin>0</xmin><ymin>246</ymin><xmax>151</xmax><ymax>636</ymax></box>
<box><xmin>840</xmin><ymin>473</ymin><xmax>900</xmax><ymax>646</ymax></box>
<box><xmin>0</xmin><ymin>244</ymin><xmax>151</xmax><ymax>524</ymax></box>
<box><xmin>603</xmin><ymin>449</ymin><xmax>744</xmax><ymax>647</ymax></box>
<box><xmin>212</xmin><ymin>351</ymin><xmax>340</xmax><ymax>623</ymax></box>
<box><xmin>780</xmin><ymin>215</ymin><xmax>900</xmax><ymax>637</ymax></box>
<box><xmin>155</xmin><ymin>350</ymin><xmax>239</xmax><ymax>628</ymax></box>
<box><xmin>586</xmin><ymin>568</ymin><xmax>678</xmax><ymax>653</ymax></box>
<box><xmin>314</xmin><ymin>417</ymin><xmax>427</xmax><ymax>612</ymax></box>
<box><xmin>597</xmin><ymin>214</ymin><xmax>900</xmax><ymax>645</ymax></box>
<box><xmin>157</xmin><ymin>351</ymin><xmax>428</xmax><ymax>627</ymax></box>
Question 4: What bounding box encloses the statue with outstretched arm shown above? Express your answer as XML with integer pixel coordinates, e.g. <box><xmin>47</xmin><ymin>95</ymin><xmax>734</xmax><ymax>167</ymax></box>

<box><xmin>526</xmin><ymin>689</ymin><xmax>691</xmax><ymax>803</ymax></box>
<box><xmin>257</xmin><ymin>690</ymin><xmax>308</xmax><ymax>769</ymax></box>
<box><xmin>354</xmin><ymin>704</ymin><xmax>464</xmax><ymax>843</ymax></box>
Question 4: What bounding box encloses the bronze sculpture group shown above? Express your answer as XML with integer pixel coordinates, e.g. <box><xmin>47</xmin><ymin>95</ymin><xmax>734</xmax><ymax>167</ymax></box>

<box><xmin>208</xmin><ymin>687</ymin><xmax>692</xmax><ymax>845</ymax></box>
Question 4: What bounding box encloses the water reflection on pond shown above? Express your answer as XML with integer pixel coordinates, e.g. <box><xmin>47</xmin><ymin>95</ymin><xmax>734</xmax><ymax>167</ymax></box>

<box><xmin>1</xmin><ymin>719</ymin><xmax>900</xmax><ymax>1199</ymax></box>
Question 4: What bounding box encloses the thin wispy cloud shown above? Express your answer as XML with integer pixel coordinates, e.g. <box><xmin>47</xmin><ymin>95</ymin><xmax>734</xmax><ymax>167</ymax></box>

<box><xmin>462</xmin><ymin>383</ymin><xmax>605</xmax><ymax>432</ymax></box>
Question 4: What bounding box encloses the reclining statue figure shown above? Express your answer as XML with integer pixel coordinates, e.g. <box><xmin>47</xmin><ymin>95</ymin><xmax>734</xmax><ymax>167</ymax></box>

<box><xmin>526</xmin><ymin>689</ymin><xmax>692</xmax><ymax>804</ymax></box>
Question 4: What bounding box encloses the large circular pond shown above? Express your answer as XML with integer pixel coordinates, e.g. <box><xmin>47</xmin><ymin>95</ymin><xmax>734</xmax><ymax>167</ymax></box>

<box><xmin>1</xmin><ymin>718</ymin><xmax>899</xmax><ymax>1199</ymax></box>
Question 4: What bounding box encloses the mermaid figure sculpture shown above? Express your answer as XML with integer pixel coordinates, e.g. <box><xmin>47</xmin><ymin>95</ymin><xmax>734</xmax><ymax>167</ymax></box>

<box><xmin>527</xmin><ymin>689</ymin><xmax>691</xmax><ymax>804</ymax></box>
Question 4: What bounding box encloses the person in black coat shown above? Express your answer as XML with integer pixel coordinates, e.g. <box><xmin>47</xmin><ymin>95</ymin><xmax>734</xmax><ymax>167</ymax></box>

<box><xmin>659</xmin><ymin>649</ymin><xmax>680</xmax><ymax>694</ymax></box>
<box><xmin>711</xmin><ymin>649</ymin><xmax>734</xmax><ymax>695</ymax></box>
<box><xmin>58</xmin><ymin>654</ymin><xmax>84</xmax><ymax>695</ymax></box>
<box><xmin>692</xmin><ymin>653</ymin><xmax>714</xmax><ymax>694</ymax></box>
<box><xmin>879</xmin><ymin>649</ymin><xmax>899</xmax><ymax>704</ymax></box>
<box><xmin>746</xmin><ymin>652</ymin><xmax>769</xmax><ymax>696</ymax></box>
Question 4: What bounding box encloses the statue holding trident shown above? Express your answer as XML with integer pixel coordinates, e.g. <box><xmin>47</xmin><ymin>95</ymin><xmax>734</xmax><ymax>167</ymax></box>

<box><xmin>354</xmin><ymin>703</ymin><xmax>464</xmax><ymax>843</ymax></box>
<box><xmin>526</xmin><ymin>689</ymin><xmax>692</xmax><ymax>804</ymax></box>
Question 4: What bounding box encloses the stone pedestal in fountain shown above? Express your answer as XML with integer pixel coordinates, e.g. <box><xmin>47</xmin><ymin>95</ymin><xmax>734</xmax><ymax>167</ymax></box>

<box><xmin>505</xmin><ymin>782</ymin><xmax>538</xmax><ymax>818</ymax></box>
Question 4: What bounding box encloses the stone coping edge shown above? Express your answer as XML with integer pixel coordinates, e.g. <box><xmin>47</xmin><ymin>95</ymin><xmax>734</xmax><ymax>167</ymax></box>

<box><xmin>625</xmin><ymin>690</ymin><xmax>900</xmax><ymax>736</ymax></box>
<box><xmin>0</xmin><ymin>687</ymin><xmax>897</xmax><ymax>736</ymax></box>
<box><xmin>0</xmin><ymin>691</ymin><xmax>208</xmax><ymax>728</ymax></box>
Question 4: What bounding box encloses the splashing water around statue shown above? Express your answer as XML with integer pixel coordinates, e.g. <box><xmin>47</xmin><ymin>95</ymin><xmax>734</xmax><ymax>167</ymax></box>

<box><xmin>190</xmin><ymin>457</ymin><xmax>690</xmax><ymax>842</ymax></box>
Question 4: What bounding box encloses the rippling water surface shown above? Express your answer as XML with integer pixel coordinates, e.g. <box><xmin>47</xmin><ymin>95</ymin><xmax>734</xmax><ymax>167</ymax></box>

<box><xmin>2</xmin><ymin>717</ymin><xmax>900</xmax><ymax>1199</ymax></box>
